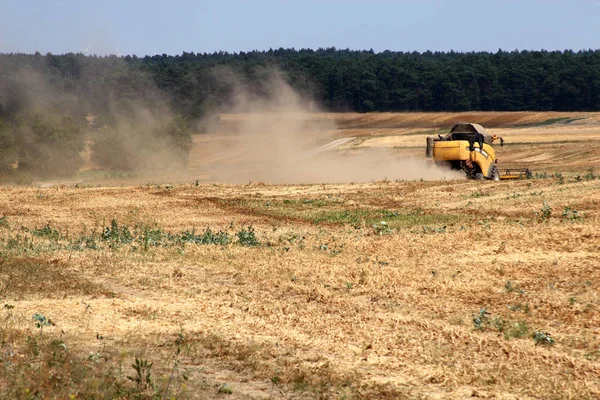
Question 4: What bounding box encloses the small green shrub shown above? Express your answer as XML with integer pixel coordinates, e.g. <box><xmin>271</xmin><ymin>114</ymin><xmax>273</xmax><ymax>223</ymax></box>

<box><xmin>473</xmin><ymin>308</ymin><xmax>530</xmax><ymax>340</ymax></box>
<box><xmin>532</xmin><ymin>331</ymin><xmax>555</xmax><ymax>346</ymax></box>
<box><xmin>32</xmin><ymin>313</ymin><xmax>54</xmax><ymax>337</ymax></box>
<box><xmin>554</xmin><ymin>173</ymin><xmax>564</xmax><ymax>184</ymax></box>
<box><xmin>236</xmin><ymin>226</ymin><xmax>260</xmax><ymax>247</ymax></box>
<box><xmin>422</xmin><ymin>226</ymin><xmax>446</xmax><ymax>234</ymax></box>
<box><xmin>503</xmin><ymin>321</ymin><xmax>530</xmax><ymax>339</ymax></box>
<box><xmin>32</xmin><ymin>223</ymin><xmax>61</xmax><ymax>240</ymax></box>
<box><xmin>584</xmin><ymin>168</ymin><xmax>595</xmax><ymax>180</ymax></box>
<box><xmin>101</xmin><ymin>219</ymin><xmax>133</xmax><ymax>245</ymax></box>
<box><xmin>479</xmin><ymin>220</ymin><xmax>491</xmax><ymax>230</ymax></box>
<box><xmin>127</xmin><ymin>357</ymin><xmax>154</xmax><ymax>394</ymax></box>
<box><xmin>504</xmin><ymin>281</ymin><xmax>526</xmax><ymax>295</ymax></box>
<box><xmin>372</xmin><ymin>221</ymin><xmax>394</xmax><ymax>235</ymax></box>
<box><xmin>70</xmin><ymin>235</ymin><xmax>100</xmax><ymax>250</ymax></box>
<box><xmin>568</xmin><ymin>297</ymin><xmax>577</xmax><ymax>306</ymax></box>
<box><xmin>507</xmin><ymin>303</ymin><xmax>530</xmax><ymax>314</ymax></box>
<box><xmin>561</xmin><ymin>206</ymin><xmax>581</xmax><ymax>221</ymax></box>
<box><xmin>536</xmin><ymin>201</ymin><xmax>552</xmax><ymax>222</ymax></box>
<box><xmin>180</xmin><ymin>227</ymin><xmax>231</xmax><ymax>245</ymax></box>
<box><xmin>3</xmin><ymin>218</ymin><xmax>253</xmax><ymax>253</ymax></box>
<box><xmin>473</xmin><ymin>308</ymin><xmax>491</xmax><ymax>331</ymax></box>
<box><xmin>217</xmin><ymin>384</ymin><xmax>233</xmax><ymax>394</ymax></box>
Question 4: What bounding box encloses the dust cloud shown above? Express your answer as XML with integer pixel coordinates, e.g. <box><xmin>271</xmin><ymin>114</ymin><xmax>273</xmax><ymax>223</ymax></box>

<box><xmin>0</xmin><ymin>66</ymin><xmax>80</xmax><ymax>116</ymax></box>
<box><xmin>92</xmin><ymin>101</ymin><xmax>191</xmax><ymax>173</ymax></box>
<box><xmin>1</xmin><ymin>58</ymin><xmax>463</xmax><ymax>184</ymax></box>
<box><xmin>202</xmin><ymin>72</ymin><xmax>464</xmax><ymax>184</ymax></box>
<box><xmin>0</xmin><ymin>59</ymin><xmax>190</xmax><ymax>179</ymax></box>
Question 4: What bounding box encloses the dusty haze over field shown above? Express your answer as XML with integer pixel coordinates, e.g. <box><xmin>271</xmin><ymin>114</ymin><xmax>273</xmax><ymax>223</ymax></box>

<box><xmin>203</xmin><ymin>73</ymin><xmax>463</xmax><ymax>184</ymax></box>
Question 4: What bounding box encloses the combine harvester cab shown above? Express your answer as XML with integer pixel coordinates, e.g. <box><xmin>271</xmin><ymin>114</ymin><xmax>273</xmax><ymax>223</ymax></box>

<box><xmin>425</xmin><ymin>123</ymin><xmax>525</xmax><ymax>180</ymax></box>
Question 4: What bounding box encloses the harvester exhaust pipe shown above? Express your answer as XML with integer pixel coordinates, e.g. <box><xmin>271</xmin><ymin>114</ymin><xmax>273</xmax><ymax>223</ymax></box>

<box><xmin>426</xmin><ymin>136</ymin><xmax>436</xmax><ymax>158</ymax></box>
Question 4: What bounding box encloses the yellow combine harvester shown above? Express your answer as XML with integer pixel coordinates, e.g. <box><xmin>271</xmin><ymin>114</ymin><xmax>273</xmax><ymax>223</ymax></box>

<box><xmin>426</xmin><ymin>123</ymin><xmax>529</xmax><ymax>180</ymax></box>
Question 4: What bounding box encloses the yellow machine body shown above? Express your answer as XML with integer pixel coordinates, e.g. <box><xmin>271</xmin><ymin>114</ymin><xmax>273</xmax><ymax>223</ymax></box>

<box><xmin>432</xmin><ymin>140</ymin><xmax>497</xmax><ymax>178</ymax></box>
<box><xmin>426</xmin><ymin>123</ymin><xmax>503</xmax><ymax>180</ymax></box>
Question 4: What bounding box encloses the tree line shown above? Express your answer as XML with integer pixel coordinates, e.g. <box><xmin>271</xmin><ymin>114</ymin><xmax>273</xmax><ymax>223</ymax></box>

<box><xmin>1</xmin><ymin>48</ymin><xmax>600</xmax><ymax>119</ymax></box>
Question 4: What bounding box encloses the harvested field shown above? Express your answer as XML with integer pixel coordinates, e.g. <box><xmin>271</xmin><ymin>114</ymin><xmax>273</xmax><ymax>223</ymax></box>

<box><xmin>1</xmin><ymin>112</ymin><xmax>600</xmax><ymax>398</ymax></box>
<box><xmin>190</xmin><ymin>112</ymin><xmax>600</xmax><ymax>180</ymax></box>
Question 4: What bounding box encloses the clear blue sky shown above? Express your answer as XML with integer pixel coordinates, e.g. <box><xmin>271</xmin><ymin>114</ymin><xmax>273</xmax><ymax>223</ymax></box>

<box><xmin>1</xmin><ymin>0</ymin><xmax>599</xmax><ymax>56</ymax></box>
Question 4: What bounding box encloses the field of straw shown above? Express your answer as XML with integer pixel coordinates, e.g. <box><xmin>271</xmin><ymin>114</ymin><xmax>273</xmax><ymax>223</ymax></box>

<box><xmin>1</xmin><ymin>112</ymin><xmax>599</xmax><ymax>399</ymax></box>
